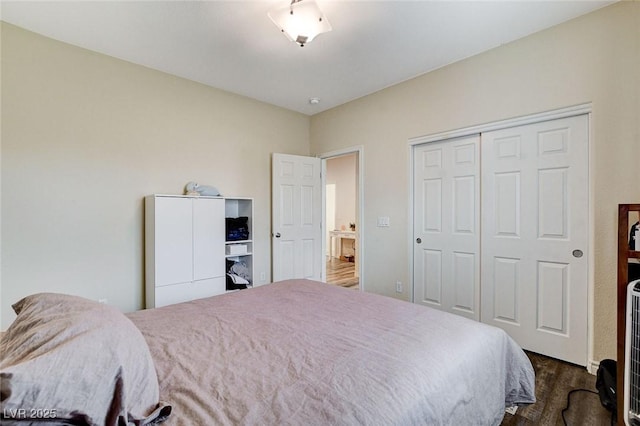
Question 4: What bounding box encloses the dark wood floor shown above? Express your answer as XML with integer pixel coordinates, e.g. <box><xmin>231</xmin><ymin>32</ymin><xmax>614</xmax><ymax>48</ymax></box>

<box><xmin>501</xmin><ymin>351</ymin><xmax>614</xmax><ymax>426</ymax></box>
<box><xmin>326</xmin><ymin>257</ymin><xmax>359</xmax><ymax>289</ymax></box>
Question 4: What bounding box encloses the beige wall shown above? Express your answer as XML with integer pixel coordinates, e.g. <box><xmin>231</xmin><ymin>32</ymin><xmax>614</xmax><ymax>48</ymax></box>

<box><xmin>2</xmin><ymin>3</ymin><xmax>639</xmax><ymax>364</ymax></box>
<box><xmin>0</xmin><ymin>23</ymin><xmax>310</xmax><ymax>327</ymax></box>
<box><xmin>310</xmin><ymin>1</ymin><xmax>640</xmax><ymax>363</ymax></box>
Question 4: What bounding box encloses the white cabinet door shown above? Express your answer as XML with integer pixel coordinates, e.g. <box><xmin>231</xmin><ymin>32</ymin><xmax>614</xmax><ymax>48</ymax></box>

<box><xmin>481</xmin><ymin>115</ymin><xmax>588</xmax><ymax>366</ymax></box>
<box><xmin>154</xmin><ymin>196</ymin><xmax>193</xmax><ymax>287</ymax></box>
<box><xmin>193</xmin><ymin>198</ymin><xmax>225</xmax><ymax>281</ymax></box>
<box><xmin>146</xmin><ymin>195</ymin><xmax>227</xmax><ymax>308</ymax></box>
<box><xmin>272</xmin><ymin>153</ymin><xmax>322</xmax><ymax>281</ymax></box>
<box><xmin>413</xmin><ymin>135</ymin><xmax>480</xmax><ymax>320</ymax></box>
<box><xmin>155</xmin><ymin>277</ymin><xmax>226</xmax><ymax>307</ymax></box>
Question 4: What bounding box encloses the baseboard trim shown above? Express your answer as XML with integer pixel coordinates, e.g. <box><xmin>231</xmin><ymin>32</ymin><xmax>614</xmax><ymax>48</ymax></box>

<box><xmin>587</xmin><ymin>359</ymin><xmax>600</xmax><ymax>375</ymax></box>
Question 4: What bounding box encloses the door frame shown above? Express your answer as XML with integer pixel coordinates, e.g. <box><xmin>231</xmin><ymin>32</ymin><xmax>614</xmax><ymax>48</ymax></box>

<box><xmin>319</xmin><ymin>146</ymin><xmax>365</xmax><ymax>290</ymax></box>
<box><xmin>407</xmin><ymin>103</ymin><xmax>596</xmax><ymax>371</ymax></box>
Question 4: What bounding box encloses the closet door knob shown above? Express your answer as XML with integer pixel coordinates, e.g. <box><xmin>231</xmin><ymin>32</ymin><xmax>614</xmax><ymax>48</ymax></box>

<box><xmin>416</xmin><ymin>238</ymin><xmax>422</xmax><ymax>244</ymax></box>
<box><xmin>572</xmin><ymin>249</ymin><xmax>583</xmax><ymax>258</ymax></box>
<box><xmin>275</xmin><ymin>233</ymin><xmax>281</xmax><ymax>238</ymax></box>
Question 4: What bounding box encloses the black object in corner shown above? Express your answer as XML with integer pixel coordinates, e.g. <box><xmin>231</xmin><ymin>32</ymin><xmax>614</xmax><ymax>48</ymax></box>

<box><xmin>596</xmin><ymin>359</ymin><xmax>617</xmax><ymax>414</ymax></box>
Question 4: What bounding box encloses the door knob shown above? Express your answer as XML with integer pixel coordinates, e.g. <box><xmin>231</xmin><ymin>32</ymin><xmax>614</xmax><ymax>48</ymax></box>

<box><xmin>416</xmin><ymin>238</ymin><xmax>422</xmax><ymax>244</ymax></box>
<box><xmin>572</xmin><ymin>249</ymin><xmax>583</xmax><ymax>258</ymax></box>
<box><xmin>275</xmin><ymin>233</ymin><xmax>281</xmax><ymax>238</ymax></box>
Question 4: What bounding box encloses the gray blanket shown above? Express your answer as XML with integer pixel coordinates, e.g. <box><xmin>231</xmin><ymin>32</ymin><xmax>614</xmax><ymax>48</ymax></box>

<box><xmin>127</xmin><ymin>279</ymin><xmax>535</xmax><ymax>425</ymax></box>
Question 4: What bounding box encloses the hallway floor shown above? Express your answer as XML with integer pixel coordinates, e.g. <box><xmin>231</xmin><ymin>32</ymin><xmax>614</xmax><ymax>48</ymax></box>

<box><xmin>326</xmin><ymin>257</ymin><xmax>359</xmax><ymax>290</ymax></box>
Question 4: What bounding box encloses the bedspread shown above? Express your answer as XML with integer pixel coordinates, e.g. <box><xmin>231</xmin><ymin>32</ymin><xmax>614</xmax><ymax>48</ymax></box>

<box><xmin>127</xmin><ymin>279</ymin><xmax>535</xmax><ymax>425</ymax></box>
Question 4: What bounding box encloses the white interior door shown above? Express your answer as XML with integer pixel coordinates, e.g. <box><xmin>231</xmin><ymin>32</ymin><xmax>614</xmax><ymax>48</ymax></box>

<box><xmin>413</xmin><ymin>135</ymin><xmax>480</xmax><ymax>320</ymax></box>
<box><xmin>481</xmin><ymin>115</ymin><xmax>589</xmax><ymax>366</ymax></box>
<box><xmin>272</xmin><ymin>153</ymin><xmax>322</xmax><ymax>282</ymax></box>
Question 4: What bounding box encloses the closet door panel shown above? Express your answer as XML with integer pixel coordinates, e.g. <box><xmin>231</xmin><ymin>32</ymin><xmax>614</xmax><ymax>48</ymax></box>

<box><xmin>481</xmin><ymin>114</ymin><xmax>588</xmax><ymax>366</ymax></box>
<box><xmin>538</xmin><ymin>168</ymin><xmax>568</xmax><ymax>239</ymax></box>
<box><xmin>413</xmin><ymin>135</ymin><xmax>480</xmax><ymax>320</ymax></box>
<box><xmin>493</xmin><ymin>256</ymin><xmax>520</xmax><ymax>325</ymax></box>
<box><xmin>452</xmin><ymin>251</ymin><xmax>476</xmax><ymax>314</ymax></box>
<box><xmin>453</xmin><ymin>176</ymin><xmax>475</xmax><ymax>234</ymax></box>
<box><xmin>423</xmin><ymin>178</ymin><xmax>442</xmax><ymax>232</ymax></box>
<box><xmin>537</xmin><ymin>261</ymin><xmax>569</xmax><ymax>334</ymax></box>
<box><xmin>494</xmin><ymin>172</ymin><xmax>521</xmax><ymax>237</ymax></box>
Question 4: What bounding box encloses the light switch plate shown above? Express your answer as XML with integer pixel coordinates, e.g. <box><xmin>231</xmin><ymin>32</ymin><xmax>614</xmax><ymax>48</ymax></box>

<box><xmin>377</xmin><ymin>216</ymin><xmax>390</xmax><ymax>227</ymax></box>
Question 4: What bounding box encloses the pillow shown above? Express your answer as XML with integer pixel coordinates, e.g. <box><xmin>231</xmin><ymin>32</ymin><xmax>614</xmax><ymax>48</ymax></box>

<box><xmin>0</xmin><ymin>293</ymin><xmax>171</xmax><ymax>425</ymax></box>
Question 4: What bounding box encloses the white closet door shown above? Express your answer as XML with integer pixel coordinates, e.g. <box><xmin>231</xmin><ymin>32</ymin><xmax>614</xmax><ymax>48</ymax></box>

<box><xmin>154</xmin><ymin>197</ymin><xmax>193</xmax><ymax>287</ymax></box>
<box><xmin>481</xmin><ymin>115</ymin><xmax>589</xmax><ymax>366</ymax></box>
<box><xmin>413</xmin><ymin>135</ymin><xmax>480</xmax><ymax>320</ymax></box>
<box><xmin>193</xmin><ymin>198</ymin><xmax>225</xmax><ymax>281</ymax></box>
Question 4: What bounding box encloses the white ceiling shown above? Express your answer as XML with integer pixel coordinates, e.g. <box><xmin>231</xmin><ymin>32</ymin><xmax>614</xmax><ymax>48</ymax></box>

<box><xmin>1</xmin><ymin>0</ymin><xmax>615</xmax><ymax>115</ymax></box>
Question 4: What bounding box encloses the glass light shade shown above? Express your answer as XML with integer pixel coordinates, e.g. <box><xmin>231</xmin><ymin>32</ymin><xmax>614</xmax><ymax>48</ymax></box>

<box><xmin>268</xmin><ymin>0</ymin><xmax>332</xmax><ymax>46</ymax></box>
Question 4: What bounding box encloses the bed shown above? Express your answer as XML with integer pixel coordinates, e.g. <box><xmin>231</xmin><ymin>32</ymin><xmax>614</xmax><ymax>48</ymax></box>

<box><xmin>0</xmin><ymin>279</ymin><xmax>535</xmax><ymax>425</ymax></box>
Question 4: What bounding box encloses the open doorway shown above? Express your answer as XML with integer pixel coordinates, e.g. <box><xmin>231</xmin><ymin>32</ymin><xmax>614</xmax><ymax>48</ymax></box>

<box><xmin>322</xmin><ymin>149</ymin><xmax>362</xmax><ymax>290</ymax></box>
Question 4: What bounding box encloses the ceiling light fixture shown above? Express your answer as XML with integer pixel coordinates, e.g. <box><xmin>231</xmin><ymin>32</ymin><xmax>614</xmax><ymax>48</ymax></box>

<box><xmin>268</xmin><ymin>0</ymin><xmax>332</xmax><ymax>47</ymax></box>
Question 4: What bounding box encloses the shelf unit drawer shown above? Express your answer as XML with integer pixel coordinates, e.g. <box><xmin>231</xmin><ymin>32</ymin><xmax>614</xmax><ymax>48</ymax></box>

<box><xmin>154</xmin><ymin>277</ymin><xmax>225</xmax><ymax>308</ymax></box>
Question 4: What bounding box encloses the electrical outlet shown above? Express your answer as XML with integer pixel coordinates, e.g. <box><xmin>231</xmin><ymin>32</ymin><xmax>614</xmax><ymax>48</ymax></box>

<box><xmin>396</xmin><ymin>281</ymin><xmax>403</xmax><ymax>293</ymax></box>
<box><xmin>260</xmin><ymin>272</ymin><xmax>267</xmax><ymax>283</ymax></box>
<box><xmin>98</xmin><ymin>298</ymin><xmax>108</xmax><ymax>304</ymax></box>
